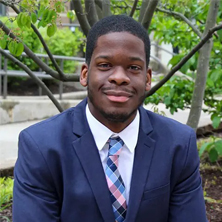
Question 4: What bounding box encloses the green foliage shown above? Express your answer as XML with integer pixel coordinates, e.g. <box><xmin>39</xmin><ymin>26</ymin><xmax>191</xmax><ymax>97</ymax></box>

<box><xmin>39</xmin><ymin>27</ymin><xmax>85</xmax><ymax>73</ymax></box>
<box><xmin>0</xmin><ymin>177</ymin><xmax>13</xmax><ymax>211</ymax></box>
<box><xmin>145</xmin><ymin>75</ymin><xmax>221</xmax><ymax>128</ymax></box>
<box><xmin>67</xmin><ymin>10</ymin><xmax>76</xmax><ymax>21</ymax></box>
<box><xmin>147</xmin><ymin>0</ymin><xmax>222</xmax><ymax>128</ymax></box>
<box><xmin>0</xmin><ymin>17</ymin><xmax>41</xmax><ymax>71</ymax></box>
<box><xmin>0</xmin><ymin>0</ymin><xmax>67</xmax><ymax>57</ymax></box>
<box><xmin>108</xmin><ymin>0</ymin><xmax>141</xmax><ymax>16</ymax></box>
<box><xmin>199</xmin><ymin>137</ymin><xmax>222</xmax><ymax>163</ymax></box>
<box><xmin>0</xmin><ymin>16</ymin><xmax>85</xmax><ymax>74</ymax></box>
<box><xmin>145</xmin><ymin>76</ymin><xmax>194</xmax><ymax>114</ymax></box>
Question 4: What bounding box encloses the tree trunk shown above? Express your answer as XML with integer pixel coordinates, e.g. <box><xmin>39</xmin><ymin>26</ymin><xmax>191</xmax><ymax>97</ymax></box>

<box><xmin>85</xmin><ymin>0</ymin><xmax>99</xmax><ymax>26</ymax></box>
<box><xmin>186</xmin><ymin>0</ymin><xmax>220</xmax><ymax>130</ymax></box>
<box><xmin>102</xmin><ymin>0</ymin><xmax>111</xmax><ymax>17</ymax></box>
<box><xmin>138</xmin><ymin>0</ymin><xmax>149</xmax><ymax>23</ymax></box>
<box><xmin>72</xmin><ymin>0</ymin><xmax>91</xmax><ymax>36</ymax></box>
<box><xmin>142</xmin><ymin>0</ymin><xmax>160</xmax><ymax>29</ymax></box>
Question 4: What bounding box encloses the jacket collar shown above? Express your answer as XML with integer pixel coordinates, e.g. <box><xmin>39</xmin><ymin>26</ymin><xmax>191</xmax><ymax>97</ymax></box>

<box><xmin>72</xmin><ymin>98</ymin><xmax>155</xmax><ymax>222</ymax></box>
<box><xmin>72</xmin><ymin>98</ymin><xmax>154</xmax><ymax>137</ymax></box>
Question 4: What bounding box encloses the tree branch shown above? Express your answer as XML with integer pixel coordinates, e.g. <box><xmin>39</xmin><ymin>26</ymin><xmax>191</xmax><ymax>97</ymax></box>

<box><xmin>142</xmin><ymin>0</ymin><xmax>160</xmax><ymax>30</ymax></box>
<box><xmin>95</xmin><ymin>0</ymin><xmax>102</xmax><ymax>10</ymax></box>
<box><xmin>145</xmin><ymin>23</ymin><xmax>222</xmax><ymax>97</ymax></box>
<box><xmin>102</xmin><ymin>0</ymin><xmax>111</xmax><ymax>17</ymax></box>
<box><xmin>72</xmin><ymin>0</ymin><xmax>91</xmax><ymax>36</ymax></box>
<box><xmin>129</xmin><ymin>0</ymin><xmax>139</xmax><ymax>17</ymax></box>
<box><xmin>95</xmin><ymin>0</ymin><xmax>103</xmax><ymax>19</ymax></box>
<box><xmin>10</xmin><ymin>4</ymin><xmax>66</xmax><ymax>80</ymax></box>
<box><xmin>0</xmin><ymin>49</ymin><xmax>64</xmax><ymax>112</ymax></box>
<box><xmin>156</xmin><ymin>7</ymin><xmax>202</xmax><ymax>38</ymax></box>
<box><xmin>138</xmin><ymin>0</ymin><xmax>149</xmax><ymax>23</ymax></box>
<box><xmin>85</xmin><ymin>0</ymin><xmax>99</xmax><ymax>26</ymax></box>
<box><xmin>0</xmin><ymin>20</ymin><xmax>79</xmax><ymax>81</ymax></box>
<box><xmin>186</xmin><ymin>0</ymin><xmax>220</xmax><ymax>129</ymax></box>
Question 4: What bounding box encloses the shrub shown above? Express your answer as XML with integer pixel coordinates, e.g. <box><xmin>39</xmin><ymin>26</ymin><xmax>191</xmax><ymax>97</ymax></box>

<box><xmin>0</xmin><ymin>177</ymin><xmax>13</xmax><ymax>211</ymax></box>
<box><xmin>39</xmin><ymin>26</ymin><xmax>85</xmax><ymax>73</ymax></box>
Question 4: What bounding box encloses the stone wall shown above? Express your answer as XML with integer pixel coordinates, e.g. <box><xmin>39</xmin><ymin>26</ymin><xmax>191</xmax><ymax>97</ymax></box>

<box><xmin>0</xmin><ymin>99</ymin><xmax>81</xmax><ymax>125</ymax></box>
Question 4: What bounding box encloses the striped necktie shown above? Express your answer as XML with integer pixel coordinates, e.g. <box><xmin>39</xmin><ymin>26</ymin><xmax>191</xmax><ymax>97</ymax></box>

<box><xmin>105</xmin><ymin>136</ymin><xmax>127</xmax><ymax>222</ymax></box>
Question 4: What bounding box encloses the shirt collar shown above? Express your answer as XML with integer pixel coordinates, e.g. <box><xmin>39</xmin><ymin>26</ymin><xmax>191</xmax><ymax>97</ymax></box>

<box><xmin>86</xmin><ymin>105</ymin><xmax>140</xmax><ymax>153</ymax></box>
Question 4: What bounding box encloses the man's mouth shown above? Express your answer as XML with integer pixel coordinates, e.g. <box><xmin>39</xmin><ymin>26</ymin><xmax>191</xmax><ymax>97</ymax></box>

<box><xmin>104</xmin><ymin>90</ymin><xmax>133</xmax><ymax>103</ymax></box>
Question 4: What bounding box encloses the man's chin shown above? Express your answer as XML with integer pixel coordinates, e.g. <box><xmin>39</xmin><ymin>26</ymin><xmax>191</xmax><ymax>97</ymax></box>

<box><xmin>100</xmin><ymin>110</ymin><xmax>135</xmax><ymax>123</ymax></box>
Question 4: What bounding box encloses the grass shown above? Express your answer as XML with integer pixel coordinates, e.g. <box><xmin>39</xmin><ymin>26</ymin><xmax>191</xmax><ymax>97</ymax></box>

<box><xmin>0</xmin><ymin>177</ymin><xmax>13</xmax><ymax>217</ymax></box>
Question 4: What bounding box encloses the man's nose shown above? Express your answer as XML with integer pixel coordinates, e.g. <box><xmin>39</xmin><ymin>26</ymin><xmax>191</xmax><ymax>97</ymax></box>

<box><xmin>108</xmin><ymin>67</ymin><xmax>130</xmax><ymax>85</ymax></box>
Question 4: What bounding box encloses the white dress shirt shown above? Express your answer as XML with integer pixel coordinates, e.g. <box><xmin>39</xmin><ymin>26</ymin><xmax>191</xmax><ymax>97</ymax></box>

<box><xmin>86</xmin><ymin>105</ymin><xmax>140</xmax><ymax>204</ymax></box>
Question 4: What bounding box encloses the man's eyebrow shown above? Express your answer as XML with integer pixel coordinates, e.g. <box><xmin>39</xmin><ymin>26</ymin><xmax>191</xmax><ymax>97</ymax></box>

<box><xmin>95</xmin><ymin>55</ymin><xmax>113</xmax><ymax>60</ymax></box>
<box><xmin>95</xmin><ymin>55</ymin><xmax>144</xmax><ymax>63</ymax></box>
<box><xmin>129</xmin><ymin>57</ymin><xmax>144</xmax><ymax>63</ymax></box>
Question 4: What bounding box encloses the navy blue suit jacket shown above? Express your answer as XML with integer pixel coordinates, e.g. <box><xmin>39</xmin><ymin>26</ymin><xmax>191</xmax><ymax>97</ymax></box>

<box><xmin>13</xmin><ymin>99</ymin><xmax>207</xmax><ymax>221</ymax></box>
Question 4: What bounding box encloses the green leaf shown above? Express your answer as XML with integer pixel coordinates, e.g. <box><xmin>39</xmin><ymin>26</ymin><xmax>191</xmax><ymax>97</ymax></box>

<box><xmin>55</xmin><ymin>1</ymin><xmax>62</xmax><ymax>13</ymax></box>
<box><xmin>67</xmin><ymin>11</ymin><xmax>75</xmax><ymax>20</ymax></box>
<box><xmin>0</xmin><ymin>39</ymin><xmax>7</xmax><ymax>49</ymax></box>
<box><xmin>210</xmin><ymin>70</ymin><xmax>222</xmax><ymax>82</ymax></box>
<box><xmin>8</xmin><ymin>41</ymin><xmax>17</xmax><ymax>55</ymax></box>
<box><xmin>168</xmin><ymin>54</ymin><xmax>183</xmax><ymax>67</ymax></box>
<box><xmin>16</xmin><ymin>13</ymin><xmax>23</xmax><ymax>28</ymax></box>
<box><xmin>164</xmin><ymin>97</ymin><xmax>171</xmax><ymax>105</ymax></box>
<box><xmin>31</xmin><ymin>13</ymin><xmax>37</xmax><ymax>24</ymax></box>
<box><xmin>218</xmin><ymin>30</ymin><xmax>222</xmax><ymax>41</ymax></box>
<box><xmin>180</xmin><ymin>61</ymin><xmax>190</xmax><ymax>74</ymax></box>
<box><xmin>169</xmin><ymin>88</ymin><xmax>175</xmax><ymax>99</ymax></box>
<box><xmin>26</xmin><ymin>16</ymin><xmax>31</xmax><ymax>29</ymax></box>
<box><xmin>42</xmin><ymin>9</ymin><xmax>50</xmax><ymax>23</ymax></box>
<box><xmin>215</xmin><ymin>140</ymin><xmax>222</xmax><ymax>155</ymax></box>
<box><xmin>170</xmin><ymin>107</ymin><xmax>176</xmax><ymax>114</ymax></box>
<box><xmin>20</xmin><ymin>13</ymin><xmax>28</xmax><ymax>26</ymax></box>
<box><xmin>47</xmin><ymin>24</ymin><xmax>57</xmax><ymax>37</ymax></box>
<box><xmin>38</xmin><ymin>5</ymin><xmax>45</xmax><ymax>18</ymax></box>
<box><xmin>206</xmin><ymin>78</ymin><xmax>214</xmax><ymax>87</ymax></box>
<box><xmin>15</xmin><ymin>42</ymin><xmax>24</xmax><ymax>57</ymax></box>
<box><xmin>209</xmin><ymin>148</ymin><xmax>218</xmax><ymax>163</ymax></box>
<box><xmin>212</xmin><ymin>115</ymin><xmax>221</xmax><ymax>129</ymax></box>
<box><xmin>199</xmin><ymin>142</ymin><xmax>214</xmax><ymax>157</ymax></box>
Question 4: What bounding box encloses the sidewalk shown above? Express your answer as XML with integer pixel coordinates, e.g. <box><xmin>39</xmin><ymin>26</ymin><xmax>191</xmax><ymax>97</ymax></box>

<box><xmin>0</xmin><ymin>103</ymin><xmax>211</xmax><ymax>170</ymax></box>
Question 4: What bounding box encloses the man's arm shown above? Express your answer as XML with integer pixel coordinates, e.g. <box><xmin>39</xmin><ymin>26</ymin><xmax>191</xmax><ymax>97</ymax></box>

<box><xmin>13</xmin><ymin>130</ymin><xmax>60</xmax><ymax>221</ymax></box>
<box><xmin>168</xmin><ymin>129</ymin><xmax>208</xmax><ymax>222</ymax></box>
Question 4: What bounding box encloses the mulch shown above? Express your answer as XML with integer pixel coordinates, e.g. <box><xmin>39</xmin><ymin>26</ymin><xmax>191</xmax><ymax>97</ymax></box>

<box><xmin>202</xmin><ymin>168</ymin><xmax>222</xmax><ymax>222</ymax></box>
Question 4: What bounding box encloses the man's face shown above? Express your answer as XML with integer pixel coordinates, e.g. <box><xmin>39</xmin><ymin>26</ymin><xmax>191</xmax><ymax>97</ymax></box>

<box><xmin>80</xmin><ymin>32</ymin><xmax>151</xmax><ymax>131</ymax></box>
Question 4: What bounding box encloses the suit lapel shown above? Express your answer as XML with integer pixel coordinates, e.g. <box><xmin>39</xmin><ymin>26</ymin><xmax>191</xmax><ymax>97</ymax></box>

<box><xmin>126</xmin><ymin>107</ymin><xmax>156</xmax><ymax>222</ymax></box>
<box><xmin>72</xmin><ymin>99</ymin><xmax>115</xmax><ymax>222</ymax></box>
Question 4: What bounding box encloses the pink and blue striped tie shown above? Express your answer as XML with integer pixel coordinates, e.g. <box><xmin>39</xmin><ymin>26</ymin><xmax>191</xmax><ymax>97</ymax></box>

<box><xmin>105</xmin><ymin>136</ymin><xmax>127</xmax><ymax>222</ymax></box>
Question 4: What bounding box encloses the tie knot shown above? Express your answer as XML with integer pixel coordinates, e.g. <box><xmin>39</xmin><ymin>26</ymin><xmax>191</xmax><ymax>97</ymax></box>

<box><xmin>108</xmin><ymin>136</ymin><xmax>124</xmax><ymax>156</ymax></box>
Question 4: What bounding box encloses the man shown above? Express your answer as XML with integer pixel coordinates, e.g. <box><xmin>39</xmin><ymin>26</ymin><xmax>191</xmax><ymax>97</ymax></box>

<box><xmin>13</xmin><ymin>15</ymin><xmax>207</xmax><ymax>221</ymax></box>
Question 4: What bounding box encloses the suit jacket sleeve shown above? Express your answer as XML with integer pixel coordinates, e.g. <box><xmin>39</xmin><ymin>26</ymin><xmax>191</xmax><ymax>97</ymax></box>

<box><xmin>168</xmin><ymin>129</ymin><xmax>208</xmax><ymax>222</ymax></box>
<box><xmin>13</xmin><ymin>130</ymin><xmax>60</xmax><ymax>221</ymax></box>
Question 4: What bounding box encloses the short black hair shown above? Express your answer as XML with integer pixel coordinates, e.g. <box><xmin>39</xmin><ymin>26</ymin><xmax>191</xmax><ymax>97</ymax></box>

<box><xmin>85</xmin><ymin>15</ymin><xmax>151</xmax><ymax>68</ymax></box>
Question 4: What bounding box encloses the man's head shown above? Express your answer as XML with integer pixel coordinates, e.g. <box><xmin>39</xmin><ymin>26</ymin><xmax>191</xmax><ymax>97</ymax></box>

<box><xmin>85</xmin><ymin>15</ymin><xmax>151</xmax><ymax>68</ymax></box>
<box><xmin>80</xmin><ymin>15</ymin><xmax>152</xmax><ymax>132</ymax></box>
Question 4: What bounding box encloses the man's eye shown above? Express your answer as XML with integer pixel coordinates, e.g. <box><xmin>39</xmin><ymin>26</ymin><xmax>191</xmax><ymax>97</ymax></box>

<box><xmin>129</xmin><ymin>65</ymin><xmax>141</xmax><ymax>71</ymax></box>
<box><xmin>98</xmin><ymin>63</ymin><xmax>111</xmax><ymax>69</ymax></box>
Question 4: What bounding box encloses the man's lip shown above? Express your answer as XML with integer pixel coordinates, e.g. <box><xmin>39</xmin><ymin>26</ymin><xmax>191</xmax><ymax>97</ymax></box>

<box><xmin>103</xmin><ymin>90</ymin><xmax>133</xmax><ymax>103</ymax></box>
<box><xmin>103</xmin><ymin>90</ymin><xmax>133</xmax><ymax>97</ymax></box>
<box><xmin>106</xmin><ymin>95</ymin><xmax>130</xmax><ymax>103</ymax></box>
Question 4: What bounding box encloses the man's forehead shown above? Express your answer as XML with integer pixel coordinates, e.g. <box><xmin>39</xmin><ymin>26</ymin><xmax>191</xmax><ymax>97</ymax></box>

<box><xmin>93</xmin><ymin>31</ymin><xmax>144</xmax><ymax>47</ymax></box>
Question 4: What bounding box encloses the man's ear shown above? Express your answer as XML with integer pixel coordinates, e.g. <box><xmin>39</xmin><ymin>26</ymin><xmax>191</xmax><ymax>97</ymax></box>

<box><xmin>145</xmin><ymin>68</ymin><xmax>152</xmax><ymax>91</ymax></box>
<box><xmin>80</xmin><ymin>63</ymin><xmax>88</xmax><ymax>87</ymax></box>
